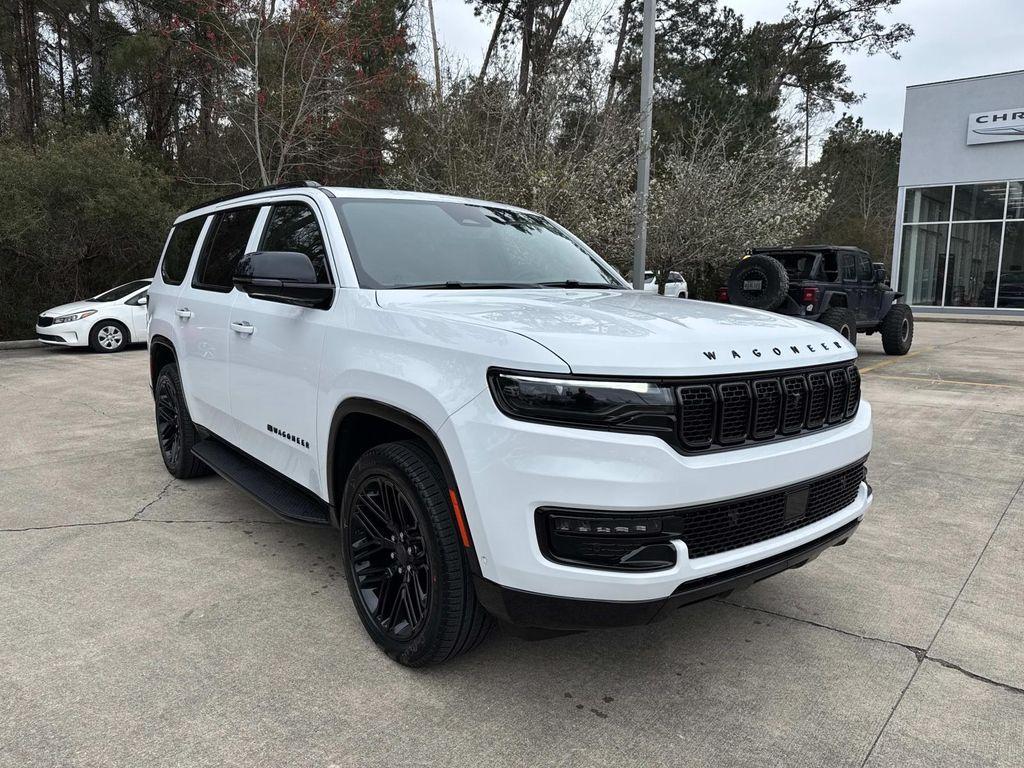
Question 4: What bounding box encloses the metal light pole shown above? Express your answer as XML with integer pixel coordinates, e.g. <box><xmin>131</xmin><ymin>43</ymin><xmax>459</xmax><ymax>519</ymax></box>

<box><xmin>631</xmin><ymin>0</ymin><xmax>656</xmax><ymax>290</ymax></box>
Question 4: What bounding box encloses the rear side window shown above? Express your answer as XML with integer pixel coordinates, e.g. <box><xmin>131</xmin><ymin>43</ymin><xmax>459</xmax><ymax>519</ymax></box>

<box><xmin>193</xmin><ymin>207</ymin><xmax>260</xmax><ymax>292</ymax></box>
<box><xmin>857</xmin><ymin>254</ymin><xmax>873</xmax><ymax>281</ymax></box>
<box><xmin>161</xmin><ymin>217</ymin><xmax>206</xmax><ymax>286</ymax></box>
<box><xmin>260</xmin><ymin>203</ymin><xmax>331</xmax><ymax>283</ymax></box>
<box><xmin>839</xmin><ymin>253</ymin><xmax>858</xmax><ymax>281</ymax></box>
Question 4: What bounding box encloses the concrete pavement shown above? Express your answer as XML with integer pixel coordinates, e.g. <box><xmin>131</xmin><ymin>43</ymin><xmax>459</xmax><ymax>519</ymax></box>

<box><xmin>1</xmin><ymin>325</ymin><xmax>1022</xmax><ymax>767</ymax></box>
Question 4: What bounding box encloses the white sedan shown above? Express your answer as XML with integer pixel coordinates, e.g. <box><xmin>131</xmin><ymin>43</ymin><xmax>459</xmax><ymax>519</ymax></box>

<box><xmin>36</xmin><ymin>279</ymin><xmax>151</xmax><ymax>353</ymax></box>
<box><xmin>641</xmin><ymin>270</ymin><xmax>688</xmax><ymax>298</ymax></box>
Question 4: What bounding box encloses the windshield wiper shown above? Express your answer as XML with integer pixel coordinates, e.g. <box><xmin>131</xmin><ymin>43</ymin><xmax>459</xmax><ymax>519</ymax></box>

<box><xmin>536</xmin><ymin>280</ymin><xmax>619</xmax><ymax>289</ymax></box>
<box><xmin>393</xmin><ymin>281</ymin><xmax>544</xmax><ymax>289</ymax></box>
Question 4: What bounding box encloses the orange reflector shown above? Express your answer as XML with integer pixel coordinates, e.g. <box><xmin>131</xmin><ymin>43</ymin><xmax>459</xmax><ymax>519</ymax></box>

<box><xmin>449</xmin><ymin>489</ymin><xmax>471</xmax><ymax>548</ymax></box>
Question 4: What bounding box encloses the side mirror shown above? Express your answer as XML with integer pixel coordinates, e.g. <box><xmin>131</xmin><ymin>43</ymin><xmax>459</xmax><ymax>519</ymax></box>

<box><xmin>233</xmin><ymin>251</ymin><xmax>333</xmax><ymax>309</ymax></box>
<box><xmin>872</xmin><ymin>263</ymin><xmax>886</xmax><ymax>284</ymax></box>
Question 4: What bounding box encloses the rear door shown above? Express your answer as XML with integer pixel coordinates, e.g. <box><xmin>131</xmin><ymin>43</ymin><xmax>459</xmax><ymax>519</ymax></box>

<box><xmin>838</xmin><ymin>251</ymin><xmax>862</xmax><ymax>319</ymax></box>
<box><xmin>227</xmin><ymin>198</ymin><xmax>334</xmax><ymax>493</ymax></box>
<box><xmin>175</xmin><ymin>206</ymin><xmax>261</xmax><ymax>441</ymax></box>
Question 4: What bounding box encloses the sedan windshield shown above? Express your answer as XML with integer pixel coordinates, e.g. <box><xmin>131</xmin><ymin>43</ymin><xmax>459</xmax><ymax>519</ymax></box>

<box><xmin>92</xmin><ymin>280</ymin><xmax>151</xmax><ymax>302</ymax></box>
<box><xmin>333</xmin><ymin>199</ymin><xmax>625</xmax><ymax>289</ymax></box>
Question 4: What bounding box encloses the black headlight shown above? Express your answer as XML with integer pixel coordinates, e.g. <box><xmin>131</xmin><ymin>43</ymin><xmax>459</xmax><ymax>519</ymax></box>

<box><xmin>487</xmin><ymin>370</ymin><xmax>677</xmax><ymax>436</ymax></box>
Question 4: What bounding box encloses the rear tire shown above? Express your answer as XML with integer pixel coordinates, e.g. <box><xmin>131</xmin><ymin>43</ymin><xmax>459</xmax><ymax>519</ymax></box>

<box><xmin>89</xmin><ymin>320</ymin><xmax>129</xmax><ymax>353</ymax></box>
<box><xmin>881</xmin><ymin>303</ymin><xmax>914</xmax><ymax>355</ymax></box>
<box><xmin>820</xmin><ymin>307</ymin><xmax>858</xmax><ymax>347</ymax></box>
<box><xmin>154</xmin><ymin>364</ymin><xmax>210</xmax><ymax>479</ymax></box>
<box><xmin>342</xmin><ymin>441</ymin><xmax>492</xmax><ymax>667</ymax></box>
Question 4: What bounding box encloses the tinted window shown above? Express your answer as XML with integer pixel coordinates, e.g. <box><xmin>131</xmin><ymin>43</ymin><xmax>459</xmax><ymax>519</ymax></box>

<box><xmin>92</xmin><ymin>280</ymin><xmax>152</xmax><ymax>301</ymax></box>
<box><xmin>904</xmin><ymin>186</ymin><xmax>952</xmax><ymax>223</ymax></box>
<box><xmin>161</xmin><ymin>217</ymin><xmax>206</xmax><ymax>285</ymax></box>
<box><xmin>193</xmin><ymin>207</ymin><xmax>260</xmax><ymax>291</ymax></box>
<box><xmin>839</xmin><ymin>253</ymin><xmax>858</xmax><ymax>281</ymax></box>
<box><xmin>333</xmin><ymin>199</ymin><xmax>622</xmax><ymax>289</ymax></box>
<box><xmin>260</xmin><ymin>203</ymin><xmax>330</xmax><ymax>283</ymax></box>
<box><xmin>953</xmin><ymin>183</ymin><xmax>1006</xmax><ymax>221</ymax></box>
<box><xmin>857</xmin><ymin>255</ymin><xmax>873</xmax><ymax>281</ymax></box>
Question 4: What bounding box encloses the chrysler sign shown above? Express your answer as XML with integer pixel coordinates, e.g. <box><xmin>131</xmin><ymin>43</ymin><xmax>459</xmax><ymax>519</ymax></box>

<box><xmin>967</xmin><ymin>107</ymin><xmax>1024</xmax><ymax>145</ymax></box>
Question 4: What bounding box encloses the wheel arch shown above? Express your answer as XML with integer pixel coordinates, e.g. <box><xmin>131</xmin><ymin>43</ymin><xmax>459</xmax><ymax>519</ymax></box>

<box><xmin>326</xmin><ymin>399</ymin><xmax>479</xmax><ymax>571</ymax></box>
<box><xmin>149</xmin><ymin>335</ymin><xmax>178</xmax><ymax>387</ymax></box>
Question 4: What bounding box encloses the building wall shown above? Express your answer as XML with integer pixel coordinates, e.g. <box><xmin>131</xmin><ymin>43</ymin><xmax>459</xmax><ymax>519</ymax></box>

<box><xmin>894</xmin><ymin>71</ymin><xmax>1024</xmax><ymax>312</ymax></box>
<box><xmin>899</xmin><ymin>71</ymin><xmax>1024</xmax><ymax>188</ymax></box>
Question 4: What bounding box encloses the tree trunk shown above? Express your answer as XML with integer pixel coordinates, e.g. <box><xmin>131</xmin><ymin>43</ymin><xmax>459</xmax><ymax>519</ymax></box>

<box><xmin>528</xmin><ymin>0</ymin><xmax>571</xmax><ymax>97</ymax></box>
<box><xmin>605</xmin><ymin>0</ymin><xmax>633</xmax><ymax>110</ymax></box>
<box><xmin>426</xmin><ymin>0</ymin><xmax>442</xmax><ymax>101</ymax></box>
<box><xmin>517</xmin><ymin>0</ymin><xmax>535</xmax><ymax>100</ymax></box>
<box><xmin>479</xmin><ymin>0</ymin><xmax>508</xmax><ymax>80</ymax></box>
<box><xmin>0</xmin><ymin>0</ymin><xmax>42</xmax><ymax>142</ymax></box>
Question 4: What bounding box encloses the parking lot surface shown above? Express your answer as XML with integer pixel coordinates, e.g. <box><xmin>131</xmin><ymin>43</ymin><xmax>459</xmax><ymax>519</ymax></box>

<box><xmin>2</xmin><ymin>323</ymin><xmax>1023</xmax><ymax>767</ymax></box>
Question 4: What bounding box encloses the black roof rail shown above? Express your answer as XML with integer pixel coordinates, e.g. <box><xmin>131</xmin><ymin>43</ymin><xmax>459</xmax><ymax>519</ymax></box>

<box><xmin>185</xmin><ymin>181</ymin><xmax>333</xmax><ymax>213</ymax></box>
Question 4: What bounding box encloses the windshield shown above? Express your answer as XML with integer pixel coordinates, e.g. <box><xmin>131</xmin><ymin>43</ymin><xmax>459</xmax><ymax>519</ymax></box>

<box><xmin>333</xmin><ymin>199</ymin><xmax>625</xmax><ymax>289</ymax></box>
<box><xmin>92</xmin><ymin>280</ymin><xmax>151</xmax><ymax>302</ymax></box>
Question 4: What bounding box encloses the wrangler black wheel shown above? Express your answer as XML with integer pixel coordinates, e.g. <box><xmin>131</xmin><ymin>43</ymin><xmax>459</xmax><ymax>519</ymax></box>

<box><xmin>881</xmin><ymin>303</ymin><xmax>914</xmax><ymax>355</ymax></box>
<box><xmin>154</xmin><ymin>364</ymin><xmax>209</xmax><ymax>479</ymax></box>
<box><xmin>342</xmin><ymin>441</ymin><xmax>492</xmax><ymax>666</ymax></box>
<box><xmin>820</xmin><ymin>306</ymin><xmax>858</xmax><ymax>347</ymax></box>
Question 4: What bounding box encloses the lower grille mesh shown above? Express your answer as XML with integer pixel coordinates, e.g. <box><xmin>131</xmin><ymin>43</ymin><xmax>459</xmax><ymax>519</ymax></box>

<box><xmin>674</xmin><ymin>461</ymin><xmax>866</xmax><ymax>559</ymax></box>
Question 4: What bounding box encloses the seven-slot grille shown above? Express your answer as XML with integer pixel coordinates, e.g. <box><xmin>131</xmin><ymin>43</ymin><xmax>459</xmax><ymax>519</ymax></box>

<box><xmin>37</xmin><ymin>315</ymin><xmax>54</xmax><ymax>327</ymax></box>
<box><xmin>675</xmin><ymin>460</ymin><xmax>866</xmax><ymax>558</ymax></box>
<box><xmin>677</xmin><ymin>363</ymin><xmax>860</xmax><ymax>452</ymax></box>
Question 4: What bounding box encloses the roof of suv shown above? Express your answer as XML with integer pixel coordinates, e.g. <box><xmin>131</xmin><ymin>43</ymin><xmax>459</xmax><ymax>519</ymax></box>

<box><xmin>181</xmin><ymin>181</ymin><xmax>534</xmax><ymax>220</ymax></box>
<box><xmin>751</xmin><ymin>245</ymin><xmax>869</xmax><ymax>255</ymax></box>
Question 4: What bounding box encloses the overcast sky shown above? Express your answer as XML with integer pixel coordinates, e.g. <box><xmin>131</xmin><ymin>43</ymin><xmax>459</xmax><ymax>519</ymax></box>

<box><xmin>432</xmin><ymin>0</ymin><xmax>1023</xmax><ymax>135</ymax></box>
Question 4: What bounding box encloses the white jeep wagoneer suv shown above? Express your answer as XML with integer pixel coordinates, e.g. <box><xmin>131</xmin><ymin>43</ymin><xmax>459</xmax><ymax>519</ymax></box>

<box><xmin>148</xmin><ymin>181</ymin><xmax>872</xmax><ymax>666</ymax></box>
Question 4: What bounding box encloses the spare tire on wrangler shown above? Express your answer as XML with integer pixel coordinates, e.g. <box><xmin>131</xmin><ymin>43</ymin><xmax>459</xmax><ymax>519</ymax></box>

<box><xmin>727</xmin><ymin>254</ymin><xmax>790</xmax><ymax>310</ymax></box>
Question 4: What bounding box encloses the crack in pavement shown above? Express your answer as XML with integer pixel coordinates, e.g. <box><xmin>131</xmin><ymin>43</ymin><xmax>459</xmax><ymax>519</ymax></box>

<box><xmin>0</xmin><ymin>479</ymin><xmax>287</xmax><ymax>532</ymax></box>
<box><xmin>720</xmin><ymin>600</ymin><xmax>1024</xmax><ymax>698</ymax></box>
<box><xmin>855</xmin><ymin>472</ymin><xmax>1024</xmax><ymax>767</ymax></box>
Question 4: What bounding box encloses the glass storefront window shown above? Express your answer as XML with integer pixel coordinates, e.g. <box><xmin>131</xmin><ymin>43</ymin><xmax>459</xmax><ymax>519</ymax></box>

<box><xmin>998</xmin><ymin>222</ymin><xmax>1024</xmax><ymax>308</ymax></box>
<box><xmin>899</xmin><ymin>224</ymin><xmax>947</xmax><ymax>305</ymax></box>
<box><xmin>903</xmin><ymin>186</ymin><xmax>952</xmax><ymax>223</ymax></box>
<box><xmin>1007</xmin><ymin>182</ymin><xmax>1024</xmax><ymax>220</ymax></box>
<box><xmin>945</xmin><ymin>222</ymin><xmax>1002</xmax><ymax>308</ymax></box>
<box><xmin>953</xmin><ymin>183</ymin><xmax>1007</xmax><ymax>221</ymax></box>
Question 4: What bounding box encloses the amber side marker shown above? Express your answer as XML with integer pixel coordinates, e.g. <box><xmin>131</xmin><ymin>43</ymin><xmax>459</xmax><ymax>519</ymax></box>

<box><xmin>448</xmin><ymin>489</ymin><xmax>471</xmax><ymax>548</ymax></box>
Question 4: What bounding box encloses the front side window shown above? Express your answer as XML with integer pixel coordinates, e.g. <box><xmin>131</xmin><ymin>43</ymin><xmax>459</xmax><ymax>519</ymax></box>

<box><xmin>193</xmin><ymin>207</ymin><xmax>260</xmax><ymax>292</ymax></box>
<box><xmin>162</xmin><ymin>217</ymin><xmax>206</xmax><ymax>286</ymax></box>
<box><xmin>839</xmin><ymin>253</ymin><xmax>858</xmax><ymax>281</ymax></box>
<box><xmin>92</xmin><ymin>280</ymin><xmax>152</xmax><ymax>302</ymax></box>
<box><xmin>333</xmin><ymin>199</ymin><xmax>624</xmax><ymax>289</ymax></box>
<box><xmin>857</xmin><ymin>254</ymin><xmax>873</xmax><ymax>281</ymax></box>
<box><xmin>260</xmin><ymin>203</ymin><xmax>331</xmax><ymax>283</ymax></box>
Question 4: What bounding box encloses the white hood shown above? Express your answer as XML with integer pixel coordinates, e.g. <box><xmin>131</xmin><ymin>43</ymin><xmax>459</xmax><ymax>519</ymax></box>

<box><xmin>40</xmin><ymin>300</ymin><xmax>99</xmax><ymax>318</ymax></box>
<box><xmin>376</xmin><ymin>289</ymin><xmax>856</xmax><ymax>376</ymax></box>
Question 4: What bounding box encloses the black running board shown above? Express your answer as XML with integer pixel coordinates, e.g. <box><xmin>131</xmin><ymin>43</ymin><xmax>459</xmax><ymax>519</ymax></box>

<box><xmin>192</xmin><ymin>439</ymin><xmax>330</xmax><ymax>525</ymax></box>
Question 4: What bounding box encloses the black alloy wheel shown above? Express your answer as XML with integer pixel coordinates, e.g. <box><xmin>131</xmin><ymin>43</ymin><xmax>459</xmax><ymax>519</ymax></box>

<box><xmin>153</xmin><ymin>364</ymin><xmax>210</xmax><ymax>479</ymax></box>
<box><xmin>349</xmin><ymin>475</ymin><xmax>431</xmax><ymax>641</ymax></box>
<box><xmin>156</xmin><ymin>375</ymin><xmax>182</xmax><ymax>469</ymax></box>
<box><xmin>341</xmin><ymin>441</ymin><xmax>492</xmax><ymax>666</ymax></box>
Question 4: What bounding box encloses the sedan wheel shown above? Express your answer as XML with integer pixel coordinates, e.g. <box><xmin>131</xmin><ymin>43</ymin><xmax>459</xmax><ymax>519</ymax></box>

<box><xmin>90</xmin><ymin>322</ymin><xmax>129</xmax><ymax>353</ymax></box>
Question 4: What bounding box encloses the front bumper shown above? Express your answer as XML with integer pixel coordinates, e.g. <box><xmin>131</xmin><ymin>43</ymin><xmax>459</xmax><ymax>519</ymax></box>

<box><xmin>475</xmin><ymin>516</ymin><xmax>862</xmax><ymax>630</ymax></box>
<box><xmin>442</xmin><ymin>388</ymin><xmax>873</xmax><ymax>604</ymax></box>
<box><xmin>35</xmin><ymin>323</ymin><xmax>84</xmax><ymax>345</ymax></box>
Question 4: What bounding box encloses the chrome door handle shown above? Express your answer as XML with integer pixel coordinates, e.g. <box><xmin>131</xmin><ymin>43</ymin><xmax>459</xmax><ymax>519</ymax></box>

<box><xmin>230</xmin><ymin>321</ymin><xmax>255</xmax><ymax>335</ymax></box>
<box><xmin>175</xmin><ymin>308</ymin><xmax>193</xmax><ymax>319</ymax></box>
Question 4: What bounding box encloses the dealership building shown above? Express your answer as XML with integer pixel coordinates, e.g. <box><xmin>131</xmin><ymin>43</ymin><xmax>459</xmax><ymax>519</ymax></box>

<box><xmin>894</xmin><ymin>70</ymin><xmax>1024</xmax><ymax>313</ymax></box>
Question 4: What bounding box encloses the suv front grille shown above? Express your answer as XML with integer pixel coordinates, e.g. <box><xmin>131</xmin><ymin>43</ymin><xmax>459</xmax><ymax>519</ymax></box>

<box><xmin>678</xmin><ymin>363</ymin><xmax>859</xmax><ymax>452</ymax></box>
<box><xmin>37</xmin><ymin>315</ymin><xmax>54</xmax><ymax>327</ymax></box>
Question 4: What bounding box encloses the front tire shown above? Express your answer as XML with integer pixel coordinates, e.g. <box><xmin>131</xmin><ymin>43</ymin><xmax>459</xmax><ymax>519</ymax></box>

<box><xmin>820</xmin><ymin>307</ymin><xmax>858</xmax><ymax>347</ymax></box>
<box><xmin>342</xmin><ymin>441</ymin><xmax>492</xmax><ymax>666</ymax></box>
<box><xmin>881</xmin><ymin>303</ymin><xmax>914</xmax><ymax>355</ymax></box>
<box><xmin>89</xmin><ymin>320</ymin><xmax>130</xmax><ymax>353</ymax></box>
<box><xmin>154</xmin><ymin>364</ymin><xmax>210</xmax><ymax>479</ymax></box>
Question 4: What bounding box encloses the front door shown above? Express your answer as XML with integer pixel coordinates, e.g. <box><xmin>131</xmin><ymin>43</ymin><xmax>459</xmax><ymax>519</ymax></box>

<box><xmin>175</xmin><ymin>206</ymin><xmax>261</xmax><ymax>441</ymax></box>
<box><xmin>856</xmin><ymin>253</ymin><xmax>884</xmax><ymax>322</ymax></box>
<box><xmin>228</xmin><ymin>199</ymin><xmax>334</xmax><ymax>495</ymax></box>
